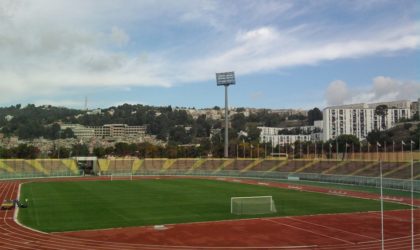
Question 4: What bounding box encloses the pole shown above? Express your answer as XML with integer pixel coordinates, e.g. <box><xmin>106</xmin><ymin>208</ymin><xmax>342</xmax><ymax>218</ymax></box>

<box><xmin>380</xmin><ymin>159</ymin><xmax>385</xmax><ymax>250</ymax></box>
<box><xmin>271</xmin><ymin>141</ymin><xmax>274</xmax><ymax>157</ymax></box>
<box><xmin>278</xmin><ymin>142</ymin><xmax>281</xmax><ymax>157</ymax></box>
<box><xmin>329</xmin><ymin>144</ymin><xmax>331</xmax><ymax>160</ymax></box>
<box><xmin>402</xmin><ymin>142</ymin><xmax>404</xmax><ymax>162</ymax></box>
<box><xmin>224</xmin><ymin>85</ymin><xmax>229</xmax><ymax>158</ymax></box>
<box><xmin>264</xmin><ymin>143</ymin><xmax>267</xmax><ymax>158</ymax></box>
<box><xmin>250</xmin><ymin>144</ymin><xmax>253</xmax><ymax>159</ymax></box>
<box><xmin>306</xmin><ymin>143</ymin><xmax>309</xmax><ymax>159</ymax></box>
<box><xmin>384</xmin><ymin>141</ymin><xmax>387</xmax><ymax>162</ymax></box>
<box><xmin>411</xmin><ymin>142</ymin><xmax>414</xmax><ymax>250</ymax></box>
<box><xmin>336</xmin><ymin>139</ymin><xmax>339</xmax><ymax>160</ymax></box>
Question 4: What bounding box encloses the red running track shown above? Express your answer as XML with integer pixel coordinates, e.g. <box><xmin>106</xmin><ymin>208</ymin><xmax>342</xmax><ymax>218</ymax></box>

<box><xmin>0</xmin><ymin>177</ymin><xmax>419</xmax><ymax>250</ymax></box>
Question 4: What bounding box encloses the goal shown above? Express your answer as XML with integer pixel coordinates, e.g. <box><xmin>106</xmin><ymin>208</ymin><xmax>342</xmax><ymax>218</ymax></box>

<box><xmin>110</xmin><ymin>173</ymin><xmax>133</xmax><ymax>181</ymax></box>
<box><xmin>231</xmin><ymin>196</ymin><xmax>276</xmax><ymax>215</ymax></box>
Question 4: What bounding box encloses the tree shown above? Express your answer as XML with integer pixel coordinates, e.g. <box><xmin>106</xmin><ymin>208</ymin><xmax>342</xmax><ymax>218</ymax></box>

<box><xmin>374</xmin><ymin>105</ymin><xmax>388</xmax><ymax>130</ymax></box>
<box><xmin>307</xmin><ymin>108</ymin><xmax>323</xmax><ymax>125</ymax></box>
<box><xmin>61</xmin><ymin>128</ymin><xmax>75</xmax><ymax>138</ymax></box>
<box><xmin>93</xmin><ymin>147</ymin><xmax>107</xmax><ymax>158</ymax></box>
<box><xmin>231</xmin><ymin>113</ymin><xmax>246</xmax><ymax>131</ymax></box>
<box><xmin>328</xmin><ymin>134</ymin><xmax>360</xmax><ymax>154</ymax></box>
<box><xmin>366</xmin><ymin>129</ymin><xmax>392</xmax><ymax>145</ymax></box>
<box><xmin>114</xmin><ymin>142</ymin><xmax>132</xmax><ymax>156</ymax></box>
<box><xmin>71</xmin><ymin>144</ymin><xmax>89</xmax><ymax>156</ymax></box>
<box><xmin>14</xmin><ymin>144</ymin><xmax>40</xmax><ymax>159</ymax></box>
<box><xmin>247</xmin><ymin>125</ymin><xmax>261</xmax><ymax>142</ymax></box>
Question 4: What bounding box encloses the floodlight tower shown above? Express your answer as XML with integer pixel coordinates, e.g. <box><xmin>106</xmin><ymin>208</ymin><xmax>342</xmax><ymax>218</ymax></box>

<box><xmin>216</xmin><ymin>72</ymin><xmax>236</xmax><ymax>158</ymax></box>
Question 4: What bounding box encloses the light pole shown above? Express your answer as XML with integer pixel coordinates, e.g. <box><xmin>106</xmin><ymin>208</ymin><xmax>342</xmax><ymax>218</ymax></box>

<box><xmin>216</xmin><ymin>72</ymin><xmax>236</xmax><ymax>158</ymax></box>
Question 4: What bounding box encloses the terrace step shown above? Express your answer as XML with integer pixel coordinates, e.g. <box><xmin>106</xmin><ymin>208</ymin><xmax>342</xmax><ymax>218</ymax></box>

<box><xmin>98</xmin><ymin>159</ymin><xmax>111</xmax><ymax>172</ymax></box>
<box><xmin>322</xmin><ymin>161</ymin><xmax>348</xmax><ymax>174</ymax></box>
<box><xmin>294</xmin><ymin>160</ymin><xmax>320</xmax><ymax>173</ymax></box>
<box><xmin>0</xmin><ymin>160</ymin><xmax>14</xmax><ymax>173</ymax></box>
<box><xmin>212</xmin><ymin>159</ymin><xmax>234</xmax><ymax>174</ymax></box>
<box><xmin>383</xmin><ymin>162</ymin><xmax>411</xmax><ymax>177</ymax></box>
<box><xmin>349</xmin><ymin>162</ymin><xmax>378</xmax><ymax>176</ymax></box>
<box><xmin>61</xmin><ymin>159</ymin><xmax>79</xmax><ymax>174</ymax></box>
<box><xmin>264</xmin><ymin>160</ymin><xmax>289</xmax><ymax>173</ymax></box>
<box><xmin>186</xmin><ymin>159</ymin><xmax>206</xmax><ymax>174</ymax></box>
<box><xmin>160</xmin><ymin>159</ymin><xmax>177</xmax><ymax>173</ymax></box>
<box><xmin>27</xmin><ymin>160</ymin><xmax>50</xmax><ymax>175</ymax></box>
<box><xmin>240</xmin><ymin>159</ymin><xmax>264</xmax><ymax>173</ymax></box>
<box><xmin>132</xmin><ymin>159</ymin><xmax>144</xmax><ymax>173</ymax></box>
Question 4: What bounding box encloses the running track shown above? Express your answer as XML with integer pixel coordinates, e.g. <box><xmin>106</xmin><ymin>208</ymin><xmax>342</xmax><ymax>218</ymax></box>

<box><xmin>1</xmin><ymin>177</ymin><xmax>419</xmax><ymax>250</ymax></box>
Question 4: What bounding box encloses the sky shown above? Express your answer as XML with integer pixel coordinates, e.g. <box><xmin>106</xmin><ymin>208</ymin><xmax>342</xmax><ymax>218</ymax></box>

<box><xmin>0</xmin><ymin>0</ymin><xmax>419</xmax><ymax>110</ymax></box>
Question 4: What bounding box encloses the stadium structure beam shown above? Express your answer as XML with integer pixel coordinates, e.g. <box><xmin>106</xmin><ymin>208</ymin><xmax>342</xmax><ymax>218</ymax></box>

<box><xmin>216</xmin><ymin>72</ymin><xmax>236</xmax><ymax>158</ymax></box>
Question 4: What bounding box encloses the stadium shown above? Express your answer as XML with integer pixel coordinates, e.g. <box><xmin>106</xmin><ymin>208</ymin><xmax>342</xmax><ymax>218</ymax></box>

<box><xmin>0</xmin><ymin>156</ymin><xmax>419</xmax><ymax>249</ymax></box>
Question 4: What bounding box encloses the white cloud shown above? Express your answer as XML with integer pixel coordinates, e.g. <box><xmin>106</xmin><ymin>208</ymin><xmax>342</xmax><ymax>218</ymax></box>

<box><xmin>0</xmin><ymin>0</ymin><xmax>418</xmax><ymax>106</ymax></box>
<box><xmin>325</xmin><ymin>76</ymin><xmax>420</xmax><ymax>106</ymax></box>
<box><xmin>110</xmin><ymin>26</ymin><xmax>130</xmax><ymax>46</ymax></box>
<box><xmin>325</xmin><ymin>80</ymin><xmax>351</xmax><ymax>106</ymax></box>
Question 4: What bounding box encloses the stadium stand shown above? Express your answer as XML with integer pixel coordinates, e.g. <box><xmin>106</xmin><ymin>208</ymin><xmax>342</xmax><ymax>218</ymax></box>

<box><xmin>250</xmin><ymin>159</ymin><xmax>280</xmax><ymax>172</ymax></box>
<box><xmin>300</xmin><ymin>160</ymin><xmax>337</xmax><ymax>174</ymax></box>
<box><xmin>170</xmin><ymin>159</ymin><xmax>196</xmax><ymax>171</ymax></box>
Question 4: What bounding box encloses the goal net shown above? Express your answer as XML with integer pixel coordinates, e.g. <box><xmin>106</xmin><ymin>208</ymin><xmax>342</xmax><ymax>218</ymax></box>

<box><xmin>110</xmin><ymin>173</ymin><xmax>133</xmax><ymax>181</ymax></box>
<box><xmin>231</xmin><ymin>196</ymin><xmax>276</xmax><ymax>215</ymax></box>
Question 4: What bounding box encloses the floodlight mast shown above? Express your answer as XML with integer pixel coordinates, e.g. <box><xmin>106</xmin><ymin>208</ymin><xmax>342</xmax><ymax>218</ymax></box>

<box><xmin>216</xmin><ymin>72</ymin><xmax>236</xmax><ymax>158</ymax></box>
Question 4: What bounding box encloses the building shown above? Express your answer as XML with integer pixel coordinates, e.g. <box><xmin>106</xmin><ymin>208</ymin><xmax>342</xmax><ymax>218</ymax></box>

<box><xmin>323</xmin><ymin>100</ymin><xmax>411</xmax><ymax>141</ymax></box>
<box><xmin>61</xmin><ymin>124</ymin><xmax>147</xmax><ymax>138</ymax></box>
<box><xmin>260</xmin><ymin>134</ymin><xmax>312</xmax><ymax>146</ymax></box>
<box><xmin>89</xmin><ymin>124</ymin><xmax>147</xmax><ymax>138</ymax></box>
<box><xmin>61</xmin><ymin>124</ymin><xmax>95</xmax><ymax>138</ymax></box>
<box><xmin>258</xmin><ymin>126</ymin><xmax>320</xmax><ymax>146</ymax></box>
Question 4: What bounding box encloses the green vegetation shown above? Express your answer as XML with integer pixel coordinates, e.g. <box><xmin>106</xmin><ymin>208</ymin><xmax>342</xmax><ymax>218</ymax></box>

<box><xmin>19</xmin><ymin>179</ymin><xmax>408</xmax><ymax>232</ymax></box>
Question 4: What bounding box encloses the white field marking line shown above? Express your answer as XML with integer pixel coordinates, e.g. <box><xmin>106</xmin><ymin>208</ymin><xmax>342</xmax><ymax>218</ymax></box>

<box><xmin>3</xmin><ymin>185</ymin><xmax>147</xmax><ymax>250</ymax></box>
<box><xmin>262</xmin><ymin>218</ymin><xmax>355</xmax><ymax>245</ymax></box>
<box><xmin>14</xmin><ymin>182</ymin><xmax>47</xmax><ymax>234</ymax></box>
<box><xmin>0</xmin><ymin>182</ymin><xmax>37</xmax><ymax>250</ymax></box>
<box><xmin>287</xmin><ymin>185</ymin><xmax>302</xmax><ymax>190</ymax></box>
<box><xmin>0</xmin><ymin>177</ymin><xmax>416</xmax><ymax>248</ymax></box>
<box><xmin>1</xmin><ymin>182</ymin><xmax>89</xmax><ymax>250</ymax></box>
<box><xmin>1</xmin><ymin>180</ymin><xmax>300</xmax><ymax>250</ymax></box>
<box><xmin>383</xmin><ymin>242</ymin><xmax>420</xmax><ymax>250</ymax></box>
<box><xmin>363</xmin><ymin>210</ymin><xmax>416</xmax><ymax>222</ymax></box>
<box><xmin>221</xmin><ymin>177</ymin><xmax>416</xmax><ymax>206</ymax></box>
<box><xmin>286</xmin><ymin>217</ymin><xmax>378</xmax><ymax>240</ymax></box>
<box><xmin>0</xmin><ymin>184</ymin><xmax>420</xmax><ymax>248</ymax></box>
<box><xmin>257</xmin><ymin>182</ymin><xmax>269</xmax><ymax>186</ymax></box>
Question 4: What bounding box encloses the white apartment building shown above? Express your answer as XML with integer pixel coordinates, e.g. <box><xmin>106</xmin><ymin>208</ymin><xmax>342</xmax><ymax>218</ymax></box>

<box><xmin>323</xmin><ymin>100</ymin><xmax>411</xmax><ymax>141</ymax></box>
<box><xmin>258</xmin><ymin>126</ymin><xmax>321</xmax><ymax>146</ymax></box>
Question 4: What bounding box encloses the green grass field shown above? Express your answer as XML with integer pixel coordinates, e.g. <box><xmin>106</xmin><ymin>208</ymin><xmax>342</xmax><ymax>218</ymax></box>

<box><xmin>18</xmin><ymin>178</ymin><xmax>409</xmax><ymax>232</ymax></box>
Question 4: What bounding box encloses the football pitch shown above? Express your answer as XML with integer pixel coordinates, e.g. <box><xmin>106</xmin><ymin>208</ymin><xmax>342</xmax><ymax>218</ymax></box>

<box><xmin>18</xmin><ymin>178</ymin><xmax>409</xmax><ymax>232</ymax></box>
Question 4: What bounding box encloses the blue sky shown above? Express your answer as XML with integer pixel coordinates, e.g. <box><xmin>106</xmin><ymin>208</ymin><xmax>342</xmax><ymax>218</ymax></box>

<box><xmin>0</xmin><ymin>0</ymin><xmax>419</xmax><ymax>109</ymax></box>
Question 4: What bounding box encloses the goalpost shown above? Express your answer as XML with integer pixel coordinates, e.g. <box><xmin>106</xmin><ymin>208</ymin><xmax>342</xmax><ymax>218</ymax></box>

<box><xmin>110</xmin><ymin>173</ymin><xmax>133</xmax><ymax>181</ymax></box>
<box><xmin>231</xmin><ymin>196</ymin><xmax>276</xmax><ymax>215</ymax></box>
